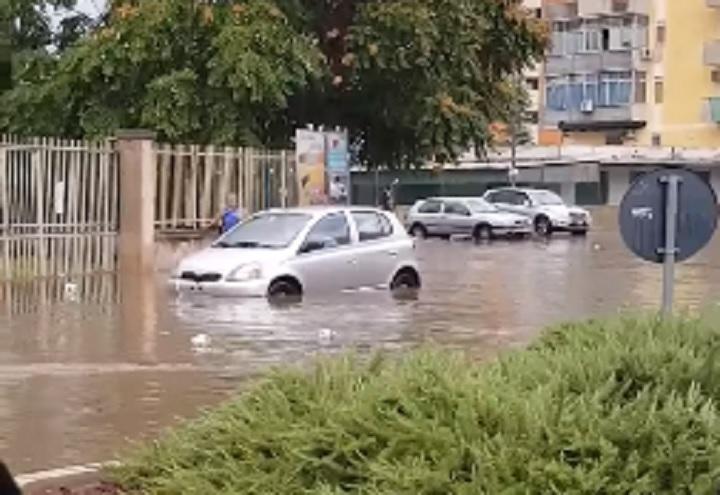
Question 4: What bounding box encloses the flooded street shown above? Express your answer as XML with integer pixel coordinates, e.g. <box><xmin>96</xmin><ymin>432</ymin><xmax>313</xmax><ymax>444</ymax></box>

<box><xmin>2</xmin><ymin>207</ymin><xmax>720</xmax><ymax>474</ymax></box>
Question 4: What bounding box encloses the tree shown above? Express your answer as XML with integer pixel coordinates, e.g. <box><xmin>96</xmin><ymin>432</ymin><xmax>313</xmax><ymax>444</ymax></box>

<box><xmin>0</xmin><ymin>0</ymin><xmax>547</xmax><ymax>168</ymax></box>
<box><xmin>0</xmin><ymin>0</ymin><xmax>95</xmax><ymax>52</ymax></box>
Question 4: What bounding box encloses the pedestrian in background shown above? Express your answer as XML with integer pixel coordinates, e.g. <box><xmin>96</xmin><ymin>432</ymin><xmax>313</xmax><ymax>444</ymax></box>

<box><xmin>380</xmin><ymin>186</ymin><xmax>393</xmax><ymax>211</ymax></box>
<box><xmin>329</xmin><ymin>176</ymin><xmax>347</xmax><ymax>204</ymax></box>
<box><xmin>213</xmin><ymin>193</ymin><xmax>245</xmax><ymax>236</ymax></box>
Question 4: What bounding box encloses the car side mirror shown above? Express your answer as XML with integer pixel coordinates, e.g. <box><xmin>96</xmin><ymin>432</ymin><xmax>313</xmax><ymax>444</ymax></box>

<box><xmin>300</xmin><ymin>237</ymin><xmax>336</xmax><ymax>254</ymax></box>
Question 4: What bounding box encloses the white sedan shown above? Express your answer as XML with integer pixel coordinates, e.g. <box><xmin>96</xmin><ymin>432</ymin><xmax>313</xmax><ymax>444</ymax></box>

<box><xmin>170</xmin><ymin>206</ymin><xmax>421</xmax><ymax>300</ymax></box>
<box><xmin>483</xmin><ymin>188</ymin><xmax>592</xmax><ymax>236</ymax></box>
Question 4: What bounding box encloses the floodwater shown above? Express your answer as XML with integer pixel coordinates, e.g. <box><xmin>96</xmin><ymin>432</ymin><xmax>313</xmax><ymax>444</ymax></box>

<box><xmin>2</xmin><ymin>207</ymin><xmax>720</xmax><ymax>473</ymax></box>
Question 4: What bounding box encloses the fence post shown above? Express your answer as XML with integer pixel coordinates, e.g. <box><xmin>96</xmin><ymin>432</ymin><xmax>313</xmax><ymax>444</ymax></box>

<box><xmin>116</xmin><ymin>129</ymin><xmax>156</xmax><ymax>275</ymax></box>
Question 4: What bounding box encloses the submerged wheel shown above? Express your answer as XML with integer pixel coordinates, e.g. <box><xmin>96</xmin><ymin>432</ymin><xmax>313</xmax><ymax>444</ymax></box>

<box><xmin>534</xmin><ymin>216</ymin><xmax>552</xmax><ymax>237</ymax></box>
<box><xmin>267</xmin><ymin>278</ymin><xmax>302</xmax><ymax>303</ymax></box>
<box><xmin>390</xmin><ymin>269</ymin><xmax>421</xmax><ymax>291</ymax></box>
<box><xmin>473</xmin><ymin>224</ymin><xmax>492</xmax><ymax>242</ymax></box>
<box><xmin>410</xmin><ymin>224</ymin><xmax>427</xmax><ymax>239</ymax></box>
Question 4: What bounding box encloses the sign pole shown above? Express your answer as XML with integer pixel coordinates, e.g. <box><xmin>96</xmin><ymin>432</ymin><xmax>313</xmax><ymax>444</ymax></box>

<box><xmin>660</xmin><ymin>174</ymin><xmax>680</xmax><ymax>315</ymax></box>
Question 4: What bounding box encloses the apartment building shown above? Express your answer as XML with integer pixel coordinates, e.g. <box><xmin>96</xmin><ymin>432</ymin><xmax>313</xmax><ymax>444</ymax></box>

<box><xmin>539</xmin><ymin>0</ymin><xmax>720</xmax><ymax>148</ymax></box>
<box><xmin>523</xmin><ymin>0</ymin><xmax>543</xmax><ymax>143</ymax></box>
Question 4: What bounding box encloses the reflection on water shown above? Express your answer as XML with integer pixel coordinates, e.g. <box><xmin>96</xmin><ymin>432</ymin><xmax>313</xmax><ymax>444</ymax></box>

<box><xmin>2</xmin><ymin>208</ymin><xmax>720</xmax><ymax>473</ymax></box>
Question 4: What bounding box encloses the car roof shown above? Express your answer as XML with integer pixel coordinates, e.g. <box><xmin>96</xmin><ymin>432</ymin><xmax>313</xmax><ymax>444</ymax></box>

<box><xmin>263</xmin><ymin>205</ymin><xmax>387</xmax><ymax>217</ymax></box>
<box><xmin>423</xmin><ymin>197</ymin><xmax>487</xmax><ymax>202</ymax></box>
<box><xmin>487</xmin><ymin>187</ymin><xmax>554</xmax><ymax>194</ymax></box>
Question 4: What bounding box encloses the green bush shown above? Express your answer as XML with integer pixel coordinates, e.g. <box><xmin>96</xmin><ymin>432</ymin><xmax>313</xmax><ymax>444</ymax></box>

<box><xmin>112</xmin><ymin>315</ymin><xmax>720</xmax><ymax>494</ymax></box>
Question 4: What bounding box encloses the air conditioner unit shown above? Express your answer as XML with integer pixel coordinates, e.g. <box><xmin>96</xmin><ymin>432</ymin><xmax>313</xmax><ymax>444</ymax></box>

<box><xmin>711</xmin><ymin>70</ymin><xmax>720</xmax><ymax>84</ymax></box>
<box><xmin>580</xmin><ymin>99</ymin><xmax>594</xmax><ymax>113</ymax></box>
<box><xmin>640</xmin><ymin>47</ymin><xmax>652</xmax><ymax>61</ymax></box>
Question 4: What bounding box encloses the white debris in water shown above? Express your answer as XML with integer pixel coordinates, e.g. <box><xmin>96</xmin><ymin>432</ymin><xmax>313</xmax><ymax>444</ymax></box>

<box><xmin>318</xmin><ymin>328</ymin><xmax>336</xmax><ymax>341</ymax></box>
<box><xmin>593</xmin><ymin>243</ymin><xmax>602</xmax><ymax>251</ymax></box>
<box><xmin>191</xmin><ymin>333</ymin><xmax>211</xmax><ymax>347</ymax></box>
<box><xmin>63</xmin><ymin>283</ymin><xmax>79</xmax><ymax>302</ymax></box>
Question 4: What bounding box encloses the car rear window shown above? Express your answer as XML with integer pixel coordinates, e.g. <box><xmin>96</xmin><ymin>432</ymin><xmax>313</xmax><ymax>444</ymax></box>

<box><xmin>418</xmin><ymin>200</ymin><xmax>442</xmax><ymax>214</ymax></box>
<box><xmin>352</xmin><ymin>212</ymin><xmax>394</xmax><ymax>242</ymax></box>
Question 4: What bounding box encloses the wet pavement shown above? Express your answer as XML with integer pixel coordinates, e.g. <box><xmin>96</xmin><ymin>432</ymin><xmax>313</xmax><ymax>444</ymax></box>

<box><xmin>2</xmin><ymin>207</ymin><xmax>720</xmax><ymax>474</ymax></box>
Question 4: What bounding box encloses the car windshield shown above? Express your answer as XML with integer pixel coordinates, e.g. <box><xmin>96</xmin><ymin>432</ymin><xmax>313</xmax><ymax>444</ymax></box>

<box><xmin>214</xmin><ymin>213</ymin><xmax>311</xmax><ymax>249</ymax></box>
<box><xmin>467</xmin><ymin>199</ymin><xmax>499</xmax><ymax>213</ymax></box>
<box><xmin>529</xmin><ymin>191</ymin><xmax>564</xmax><ymax>206</ymax></box>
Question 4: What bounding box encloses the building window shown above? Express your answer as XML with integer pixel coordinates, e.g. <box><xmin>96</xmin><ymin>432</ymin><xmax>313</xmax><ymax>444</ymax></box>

<box><xmin>526</xmin><ymin>77</ymin><xmax>539</xmax><ymax>91</ymax></box>
<box><xmin>550</xmin><ymin>22</ymin><xmax>567</xmax><ymax>56</ymax></box>
<box><xmin>656</xmin><ymin>23</ymin><xmax>666</xmax><ymax>44</ymax></box>
<box><xmin>598</xmin><ymin>71</ymin><xmax>632</xmax><ymax>107</ymax></box>
<box><xmin>546</xmin><ymin>77</ymin><xmax>566</xmax><ymax>111</ymax></box>
<box><xmin>654</xmin><ymin>78</ymin><xmax>664</xmax><ymax>104</ymax></box>
<box><xmin>634</xmin><ymin>71</ymin><xmax>646</xmax><ymax>103</ymax></box>
<box><xmin>546</xmin><ymin>72</ymin><xmax>632</xmax><ymax>111</ymax></box>
<box><xmin>612</xmin><ymin>0</ymin><xmax>629</xmax><ymax>12</ymax></box>
<box><xmin>651</xmin><ymin>133</ymin><xmax>661</xmax><ymax>146</ymax></box>
<box><xmin>534</xmin><ymin>8</ymin><xmax>542</xmax><ymax>19</ymax></box>
<box><xmin>524</xmin><ymin>111</ymin><xmax>539</xmax><ymax>124</ymax></box>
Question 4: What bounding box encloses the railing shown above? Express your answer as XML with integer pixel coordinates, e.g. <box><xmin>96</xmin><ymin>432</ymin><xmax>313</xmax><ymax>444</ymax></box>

<box><xmin>0</xmin><ymin>136</ymin><xmax>118</xmax><ymax>281</ymax></box>
<box><xmin>154</xmin><ymin>143</ymin><xmax>296</xmax><ymax>232</ymax></box>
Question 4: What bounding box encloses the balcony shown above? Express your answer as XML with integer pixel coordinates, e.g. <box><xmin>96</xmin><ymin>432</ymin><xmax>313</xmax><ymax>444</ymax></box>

<box><xmin>546</xmin><ymin>51</ymin><xmax>634</xmax><ymax>76</ymax></box>
<box><xmin>708</xmin><ymin>0</ymin><xmax>720</xmax><ymax>7</ymax></box>
<box><xmin>578</xmin><ymin>0</ymin><xmax>649</xmax><ymax>16</ymax></box>
<box><xmin>543</xmin><ymin>106</ymin><xmax>634</xmax><ymax>127</ymax></box>
<box><xmin>546</xmin><ymin>2</ymin><xmax>578</xmax><ymax>20</ymax></box>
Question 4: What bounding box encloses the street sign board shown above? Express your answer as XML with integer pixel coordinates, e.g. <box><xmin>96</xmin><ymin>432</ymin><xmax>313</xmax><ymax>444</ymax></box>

<box><xmin>619</xmin><ymin>169</ymin><xmax>717</xmax><ymax>263</ymax></box>
<box><xmin>619</xmin><ymin>168</ymin><xmax>717</xmax><ymax>313</ymax></box>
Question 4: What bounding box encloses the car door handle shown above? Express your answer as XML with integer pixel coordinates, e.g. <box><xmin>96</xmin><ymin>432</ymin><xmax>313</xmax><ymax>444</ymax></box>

<box><xmin>348</xmin><ymin>259</ymin><xmax>358</xmax><ymax>265</ymax></box>
<box><xmin>387</xmin><ymin>250</ymin><xmax>398</xmax><ymax>257</ymax></box>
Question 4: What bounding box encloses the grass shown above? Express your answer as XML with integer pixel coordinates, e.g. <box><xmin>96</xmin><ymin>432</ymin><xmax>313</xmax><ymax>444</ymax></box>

<box><xmin>112</xmin><ymin>314</ymin><xmax>720</xmax><ymax>494</ymax></box>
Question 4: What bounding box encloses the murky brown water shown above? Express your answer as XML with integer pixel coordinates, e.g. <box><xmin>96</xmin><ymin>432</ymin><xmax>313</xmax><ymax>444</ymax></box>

<box><xmin>2</xmin><ymin>207</ymin><xmax>720</xmax><ymax>473</ymax></box>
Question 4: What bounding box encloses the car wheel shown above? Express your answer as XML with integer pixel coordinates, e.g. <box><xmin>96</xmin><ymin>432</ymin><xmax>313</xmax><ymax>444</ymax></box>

<box><xmin>267</xmin><ymin>278</ymin><xmax>302</xmax><ymax>303</ymax></box>
<box><xmin>409</xmin><ymin>223</ymin><xmax>427</xmax><ymax>239</ymax></box>
<box><xmin>473</xmin><ymin>224</ymin><xmax>492</xmax><ymax>242</ymax></box>
<box><xmin>390</xmin><ymin>268</ymin><xmax>421</xmax><ymax>291</ymax></box>
<box><xmin>534</xmin><ymin>216</ymin><xmax>552</xmax><ymax>237</ymax></box>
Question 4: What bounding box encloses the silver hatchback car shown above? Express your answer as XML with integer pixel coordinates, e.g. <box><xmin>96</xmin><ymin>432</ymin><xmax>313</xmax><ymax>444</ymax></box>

<box><xmin>170</xmin><ymin>206</ymin><xmax>421</xmax><ymax>300</ymax></box>
<box><xmin>406</xmin><ymin>197</ymin><xmax>532</xmax><ymax>241</ymax></box>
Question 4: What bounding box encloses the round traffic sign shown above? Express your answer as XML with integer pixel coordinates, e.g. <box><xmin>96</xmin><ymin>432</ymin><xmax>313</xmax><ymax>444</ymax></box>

<box><xmin>619</xmin><ymin>169</ymin><xmax>717</xmax><ymax>263</ymax></box>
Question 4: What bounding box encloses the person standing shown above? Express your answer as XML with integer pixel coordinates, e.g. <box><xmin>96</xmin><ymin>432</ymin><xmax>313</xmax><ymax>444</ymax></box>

<box><xmin>215</xmin><ymin>193</ymin><xmax>245</xmax><ymax>235</ymax></box>
<box><xmin>329</xmin><ymin>175</ymin><xmax>347</xmax><ymax>204</ymax></box>
<box><xmin>380</xmin><ymin>185</ymin><xmax>393</xmax><ymax>211</ymax></box>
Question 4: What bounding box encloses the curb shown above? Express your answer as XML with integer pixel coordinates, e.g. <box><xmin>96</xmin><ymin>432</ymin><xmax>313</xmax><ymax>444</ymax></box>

<box><xmin>16</xmin><ymin>462</ymin><xmax>117</xmax><ymax>488</ymax></box>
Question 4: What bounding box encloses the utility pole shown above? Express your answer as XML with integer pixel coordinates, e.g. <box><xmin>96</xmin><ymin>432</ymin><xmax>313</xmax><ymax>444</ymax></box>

<box><xmin>508</xmin><ymin>72</ymin><xmax>523</xmax><ymax>187</ymax></box>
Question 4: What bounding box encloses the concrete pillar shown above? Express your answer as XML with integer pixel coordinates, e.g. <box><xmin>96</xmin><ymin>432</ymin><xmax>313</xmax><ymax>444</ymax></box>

<box><xmin>116</xmin><ymin>129</ymin><xmax>156</xmax><ymax>275</ymax></box>
<box><xmin>607</xmin><ymin>168</ymin><xmax>630</xmax><ymax>206</ymax></box>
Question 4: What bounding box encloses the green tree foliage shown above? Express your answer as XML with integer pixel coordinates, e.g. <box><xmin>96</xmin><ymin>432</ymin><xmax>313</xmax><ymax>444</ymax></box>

<box><xmin>0</xmin><ymin>0</ymin><xmax>94</xmax><ymax>51</ymax></box>
<box><xmin>0</xmin><ymin>0</ymin><xmax>547</xmax><ymax>167</ymax></box>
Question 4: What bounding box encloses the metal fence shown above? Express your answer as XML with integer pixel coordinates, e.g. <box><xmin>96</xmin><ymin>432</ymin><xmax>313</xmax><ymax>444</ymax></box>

<box><xmin>155</xmin><ymin>143</ymin><xmax>296</xmax><ymax>231</ymax></box>
<box><xmin>0</xmin><ymin>136</ymin><xmax>297</xmax><ymax>282</ymax></box>
<box><xmin>0</xmin><ymin>136</ymin><xmax>118</xmax><ymax>282</ymax></box>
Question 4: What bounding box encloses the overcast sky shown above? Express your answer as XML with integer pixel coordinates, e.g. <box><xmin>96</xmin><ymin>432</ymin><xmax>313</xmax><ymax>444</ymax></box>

<box><xmin>76</xmin><ymin>0</ymin><xmax>105</xmax><ymax>16</ymax></box>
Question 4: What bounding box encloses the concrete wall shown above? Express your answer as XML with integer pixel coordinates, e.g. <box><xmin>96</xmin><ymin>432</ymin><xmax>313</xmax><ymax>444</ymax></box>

<box><xmin>607</xmin><ymin>168</ymin><xmax>631</xmax><ymax>206</ymax></box>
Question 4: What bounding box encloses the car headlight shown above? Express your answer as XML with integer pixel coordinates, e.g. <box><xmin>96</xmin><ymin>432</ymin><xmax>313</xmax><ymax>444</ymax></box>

<box><xmin>226</xmin><ymin>263</ymin><xmax>263</xmax><ymax>282</ymax></box>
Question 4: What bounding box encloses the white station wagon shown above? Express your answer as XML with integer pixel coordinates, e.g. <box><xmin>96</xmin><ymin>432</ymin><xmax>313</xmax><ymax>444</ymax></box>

<box><xmin>170</xmin><ymin>206</ymin><xmax>421</xmax><ymax>300</ymax></box>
